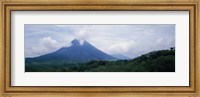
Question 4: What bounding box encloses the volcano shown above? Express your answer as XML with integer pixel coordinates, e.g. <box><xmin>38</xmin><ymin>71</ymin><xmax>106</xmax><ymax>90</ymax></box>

<box><xmin>25</xmin><ymin>39</ymin><xmax>117</xmax><ymax>64</ymax></box>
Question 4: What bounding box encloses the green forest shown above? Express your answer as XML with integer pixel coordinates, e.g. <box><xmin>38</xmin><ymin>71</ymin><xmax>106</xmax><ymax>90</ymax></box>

<box><xmin>25</xmin><ymin>49</ymin><xmax>175</xmax><ymax>72</ymax></box>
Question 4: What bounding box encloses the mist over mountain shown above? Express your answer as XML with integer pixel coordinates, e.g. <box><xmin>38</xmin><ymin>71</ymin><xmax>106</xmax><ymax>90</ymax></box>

<box><xmin>25</xmin><ymin>39</ymin><xmax>117</xmax><ymax>64</ymax></box>
<box><xmin>111</xmin><ymin>54</ymin><xmax>130</xmax><ymax>60</ymax></box>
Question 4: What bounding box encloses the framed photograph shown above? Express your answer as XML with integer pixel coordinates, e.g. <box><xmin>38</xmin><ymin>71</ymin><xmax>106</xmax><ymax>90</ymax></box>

<box><xmin>0</xmin><ymin>0</ymin><xmax>199</xmax><ymax>97</ymax></box>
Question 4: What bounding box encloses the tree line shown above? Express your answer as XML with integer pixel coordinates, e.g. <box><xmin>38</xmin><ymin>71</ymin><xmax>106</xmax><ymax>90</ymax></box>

<box><xmin>25</xmin><ymin>49</ymin><xmax>175</xmax><ymax>72</ymax></box>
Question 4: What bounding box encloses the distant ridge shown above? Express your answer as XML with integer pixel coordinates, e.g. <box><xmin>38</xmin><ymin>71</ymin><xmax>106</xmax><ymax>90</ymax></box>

<box><xmin>112</xmin><ymin>54</ymin><xmax>130</xmax><ymax>60</ymax></box>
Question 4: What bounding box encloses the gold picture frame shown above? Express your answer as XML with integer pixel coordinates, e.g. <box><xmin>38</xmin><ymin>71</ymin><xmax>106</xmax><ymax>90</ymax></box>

<box><xmin>0</xmin><ymin>0</ymin><xmax>199</xmax><ymax>97</ymax></box>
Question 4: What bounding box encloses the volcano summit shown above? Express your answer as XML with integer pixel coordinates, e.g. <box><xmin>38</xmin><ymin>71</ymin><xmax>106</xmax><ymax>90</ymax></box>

<box><xmin>25</xmin><ymin>39</ymin><xmax>117</xmax><ymax>64</ymax></box>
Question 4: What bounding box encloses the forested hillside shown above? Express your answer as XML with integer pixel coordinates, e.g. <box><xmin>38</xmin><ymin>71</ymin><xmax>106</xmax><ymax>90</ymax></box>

<box><xmin>25</xmin><ymin>49</ymin><xmax>175</xmax><ymax>72</ymax></box>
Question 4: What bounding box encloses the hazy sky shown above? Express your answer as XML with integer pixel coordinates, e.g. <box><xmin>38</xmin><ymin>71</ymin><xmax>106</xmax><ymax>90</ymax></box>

<box><xmin>25</xmin><ymin>24</ymin><xmax>175</xmax><ymax>58</ymax></box>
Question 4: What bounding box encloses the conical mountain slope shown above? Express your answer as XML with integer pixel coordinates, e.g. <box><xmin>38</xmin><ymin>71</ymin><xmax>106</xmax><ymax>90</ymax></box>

<box><xmin>26</xmin><ymin>39</ymin><xmax>117</xmax><ymax>63</ymax></box>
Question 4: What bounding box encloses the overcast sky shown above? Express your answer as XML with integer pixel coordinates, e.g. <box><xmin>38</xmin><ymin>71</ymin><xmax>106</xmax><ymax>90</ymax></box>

<box><xmin>25</xmin><ymin>24</ymin><xmax>175</xmax><ymax>58</ymax></box>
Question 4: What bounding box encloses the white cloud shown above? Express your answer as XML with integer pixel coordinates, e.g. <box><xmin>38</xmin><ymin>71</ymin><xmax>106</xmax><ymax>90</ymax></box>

<box><xmin>40</xmin><ymin>37</ymin><xmax>60</xmax><ymax>49</ymax></box>
<box><xmin>74</xmin><ymin>26</ymin><xmax>88</xmax><ymax>40</ymax></box>
<box><xmin>105</xmin><ymin>40</ymin><xmax>136</xmax><ymax>55</ymax></box>
<box><xmin>25</xmin><ymin>37</ymin><xmax>71</xmax><ymax>57</ymax></box>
